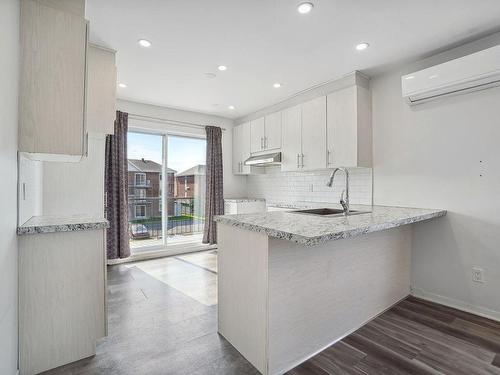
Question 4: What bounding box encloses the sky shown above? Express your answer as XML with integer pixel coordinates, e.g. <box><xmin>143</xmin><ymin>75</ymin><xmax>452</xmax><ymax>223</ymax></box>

<box><xmin>127</xmin><ymin>132</ymin><xmax>206</xmax><ymax>174</ymax></box>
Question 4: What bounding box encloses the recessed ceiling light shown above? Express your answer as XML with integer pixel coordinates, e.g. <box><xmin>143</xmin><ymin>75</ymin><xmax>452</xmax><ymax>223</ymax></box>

<box><xmin>273</xmin><ymin>83</ymin><xmax>282</xmax><ymax>88</ymax></box>
<box><xmin>355</xmin><ymin>42</ymin><xmax>370</xmax><ymax>51</ymax></box>
<box><xmin>297</xmin><ymin>2</ymin><xmax>313</xmax><ymax>14</ymax></box>
<box><xmin>228</xmin><ymin>105</ymin><xmax>235</xmax><ymax>110</ymax></box>
<box><xmin>118</xmin><ymin>83</ymin><xmax>127</xmax><ymax>88</ymax></box>
<box><xmin>217</xmin><ymin>65</ymin><xmax>227</xmax><ymax>71</ymax></box>
<box><xmin>138</xmin><ymin>39</ymin><xmax>152</xmax><ymax>48</ymax></box>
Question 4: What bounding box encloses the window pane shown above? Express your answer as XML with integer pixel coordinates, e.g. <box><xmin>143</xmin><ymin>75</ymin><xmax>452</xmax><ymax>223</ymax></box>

<box><xmin>127</xmin><ymin>132</ymin><xmax>164</xmax><ymax>252</ymax></box>
<box><xmin>167</xmin><ymin>135</ymin><xmax>206</xmax><ymax>245</ymax></box>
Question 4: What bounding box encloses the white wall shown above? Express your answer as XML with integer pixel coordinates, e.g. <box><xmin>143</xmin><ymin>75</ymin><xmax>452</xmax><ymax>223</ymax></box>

<box><xmin>0</xmin><ymin>0</ymin><xmax>19</xmax><ymax>373</ymax></box>
<box><xmin>372</xmin><ymin>33</ymin><xmax>500</xmax><ymax>319</ymax></box>
<box><xmin>117</xmin><ymin>99</ymin><xmax>247</xmax><ymax>199</ymax></box>
<box><xmin>42</xmin><ymin>135</ymin><xmax>106</xmax><ymax>217</ymax></box>
<box><xmin>18</xmin><ymin>154</ymin><xmax>43</xmax><ymax>225</ymax></box>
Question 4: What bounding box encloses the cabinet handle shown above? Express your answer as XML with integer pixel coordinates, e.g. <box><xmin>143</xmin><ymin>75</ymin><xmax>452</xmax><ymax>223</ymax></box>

<box><xmin>264</xmin><ymin>137</ymin><xmax>268</xmax><ymax>149</ymax></box>
<box><xmin>301</xmin><ymin>153</ymin><xmax>305</xmax><ymax>168</ymax></box>
<box><xmin>327</xmin><ymin>149</ymin><xmax>331</xmax><ymax>166</ymax></box>
<box><xmin>296</xmin><ymin>154</ymin><xmax>300</xmax><ymax>168</ymax></box>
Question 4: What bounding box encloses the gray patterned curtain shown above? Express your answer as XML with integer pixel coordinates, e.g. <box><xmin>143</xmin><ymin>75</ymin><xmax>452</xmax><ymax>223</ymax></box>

<box><xmin>203</xmin><ymin>126</ymin><xmax>224</xmax><ymax>244</ymax></box>
<box><xmin>105</xmin><ymin>111</ymin><xmax>130</xmax><ymax>259</ymax></box>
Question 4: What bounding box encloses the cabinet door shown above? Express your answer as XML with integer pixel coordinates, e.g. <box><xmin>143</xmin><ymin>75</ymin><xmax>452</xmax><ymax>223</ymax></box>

<box><xmin>327</xmin><ymin>87</ymin><xmax>357</xmax><ymax>167</ymax></box>
<box><xmin>240</xmin><ymin>122</ymin><xmax>252</xmax><ymax>174</ymax></box>
<box><xmin>87</xmin><ymin>45</ymin><xmax>117</xmax><ymax>134</ymax></box>
<box><xmin>301</xmin><ymin>96</ymin><xmax>327</xmax><ymax>171</ymax></box>
<box><xmin>232</xmin><ymin>125</ymin><xmax>241</xmax><ymax>174</ymax></box>
<box><xmin>281</xmin><ymin>105</ymin><xmax>302</xmax><ymax>172</ymax></box>
<box><xmin>264</xmin><ymin>112</ymin><xmax>282</xmax><ymax>150</ymax></box>
<box><xmin>250</xmin><ymin>117</ymin><xmax>265</xmax><ymax>153</ymax></box>
<box><xmin>19</xmin><ymin>0</ymin><xmax>88</xmax><ymax>156</ymax></box>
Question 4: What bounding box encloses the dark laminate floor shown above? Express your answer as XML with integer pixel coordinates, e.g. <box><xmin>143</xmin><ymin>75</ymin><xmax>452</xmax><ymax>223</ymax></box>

<box><xmin>286</xmin><ymin>296</ymin><xmax>500</xmax><ymax>375</ymax></box>
<box><xmin>42</xmin><ymin>253</ymin><xmax>500</xmax><ymax>375</ymax></box>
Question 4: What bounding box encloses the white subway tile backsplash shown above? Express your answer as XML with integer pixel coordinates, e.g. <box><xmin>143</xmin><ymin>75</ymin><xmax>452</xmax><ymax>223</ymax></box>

<box><xmin>246</xmin><ymin>167</ymin><xmax>372</xmax><ymax>206</ymax></box>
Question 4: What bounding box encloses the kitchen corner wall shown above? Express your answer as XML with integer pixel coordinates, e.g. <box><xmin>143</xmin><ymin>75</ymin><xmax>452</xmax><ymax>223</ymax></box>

<box><xmin>247</xmin><ymin>167</ymin><xmax>372</xmax><ymax>206</ymax></box>
<box><xmin>371</xmin><ymin>32</ymin><xmax>500</xmax><ymax>319</ymax></box>
<box><xmin>0</xmin><ymin>0</ymin><xmax>19</xmax><ymax>374</ymax></box>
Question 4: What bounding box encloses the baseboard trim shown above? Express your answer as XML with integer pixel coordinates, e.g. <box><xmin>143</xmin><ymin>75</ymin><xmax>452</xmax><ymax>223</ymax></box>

<box><xmin>107</xmin><ymin>244</ymin><xmax>217</xmax><ymax>265</ymax></box>
<box><xmin>274</xmin><ymin>294</ymin><xmax>410</xmax><ymax>375</ymax></box>
<box><xmin>411</xmin><ymin>287</ymin><xmax>500</xmax><ymax>322</ymax></box>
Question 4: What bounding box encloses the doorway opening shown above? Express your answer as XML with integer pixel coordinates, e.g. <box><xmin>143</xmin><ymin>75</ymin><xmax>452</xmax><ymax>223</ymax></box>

<box><xmin>127</xmin><ymin>131</ymin><xmax>207</xmax><ymax>254</ymax></box>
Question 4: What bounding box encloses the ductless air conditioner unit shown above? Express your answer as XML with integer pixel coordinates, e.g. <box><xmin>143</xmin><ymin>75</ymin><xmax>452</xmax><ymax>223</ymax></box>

<box><xmin>402</xmin><ymin>44</ymin><xmax>500</xmax><ymax>105</ymax></box>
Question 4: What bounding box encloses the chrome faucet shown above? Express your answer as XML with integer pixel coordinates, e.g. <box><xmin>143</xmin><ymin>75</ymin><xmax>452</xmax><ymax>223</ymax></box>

<box><xmin>326</xmin><ymin>167</ymin><xmax>350</xmax><ymax>215</ymax></box>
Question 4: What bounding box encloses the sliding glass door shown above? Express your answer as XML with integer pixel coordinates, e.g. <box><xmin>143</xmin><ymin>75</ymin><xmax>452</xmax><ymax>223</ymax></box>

<box><xmin>166</xmin><ymin>135</ymin><xmax>206</xmax><ymax>246</ymax></box>
<box><xmin>127</xmin><ymin>131</ymin><xmax>206</xmax><ymax>253</ymax></box>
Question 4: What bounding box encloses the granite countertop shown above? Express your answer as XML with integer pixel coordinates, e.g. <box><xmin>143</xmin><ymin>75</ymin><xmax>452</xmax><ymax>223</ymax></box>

<box><xmin>224</xmin><ymin>198</ymin><xmax>266</xmax><ymax>203</ymax></box>
<box><xmin>215</xmin><ymin>205</ymin><xmax>446</xmax><ymax>246</ymax></box>
<box><xmin>18</xmin><ymin>215</ymin><xmax>109</xmax><ymax>235</ymax></box>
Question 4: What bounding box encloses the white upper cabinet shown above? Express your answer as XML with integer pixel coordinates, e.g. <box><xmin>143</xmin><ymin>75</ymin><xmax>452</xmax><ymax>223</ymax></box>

<box><xmin>19</xmin><ymin>0</ymin><xmax>89</xmax><ymax>160</ymax></box>
<box><xmin>301</xmin><ymin>96</ymin><xmax>327</xmax><ymax>171</ymax></box>
<box><xmin>232</xmin><ymin>125</ymin><xmax>241</xmax><ymax>175</ymax></box>
<box><xmin>233</xmin><ymin>122</ymin><xmax>253</xmax><ymax>175</ymax></box>
<box><xmin>250</xmin><ymin>113</ymin><xmax>282</xmax><ymax>153</ymax></box>
<box><xmin>87</xmin><ymin>45</ymin><xmax>117</xmax><ymax>134</ymax></box>
<box><xmin>281</xmin><ymin>105</ymin><xmax>302</xmax><ymax>172</ymax></box>
<box><xmin>327</xmin><ymin>85</ymin><xmax>372</xmax><ymax>168</ymax></box>
<box><xmin>233</xmin><ymin>73</ymin><xmax>371</xmax><ymax>175</ymax></box>
<box><xmin>264</xmin><ymin>112</ymin><xmax>282</xmax><ymax>150</ymax></box>
<box><xmin>250</xmin><ymin>117</ymin><xmax>266</xmax><ymax>153</ymax></box>
<box><xmin>281</xmin><ymin>98</ymin><xmax>326</xmax><ymax>172</ymax></box>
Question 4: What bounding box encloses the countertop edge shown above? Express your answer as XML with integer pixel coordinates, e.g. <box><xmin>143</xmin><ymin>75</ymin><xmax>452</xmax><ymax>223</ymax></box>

<box><xmin>17</xmin><ymin>219</ymin><xmax>109</xmax><ymax>236</ymax></box>
<box><xmin>215</xmin><ymin>209</ymin><xmax>447</xmax><ymax>246</ymax></box>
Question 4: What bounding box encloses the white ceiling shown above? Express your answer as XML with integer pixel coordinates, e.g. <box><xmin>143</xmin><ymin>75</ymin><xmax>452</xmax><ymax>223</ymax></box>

<box><xmin>86</xmin><ymin>0</ymin><xmax>500</xmax><ymax>119</ymax></box>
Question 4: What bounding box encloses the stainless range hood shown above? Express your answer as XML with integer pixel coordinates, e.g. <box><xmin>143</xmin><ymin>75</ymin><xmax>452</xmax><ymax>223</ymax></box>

<box><xmin>244</xmin><ymin>152</ymin><xmax>281</xmax><ymax>166</ymax></box>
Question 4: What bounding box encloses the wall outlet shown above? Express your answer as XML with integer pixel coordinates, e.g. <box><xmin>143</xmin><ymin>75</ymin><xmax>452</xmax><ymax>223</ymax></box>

<box><xmin>472</xmin><ymin>267</ymin><xmax>485</xmax><ymax>283</ymax></box>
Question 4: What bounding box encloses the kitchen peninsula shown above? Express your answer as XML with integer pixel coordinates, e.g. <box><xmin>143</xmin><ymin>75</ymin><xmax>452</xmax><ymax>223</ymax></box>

<box><xmin>215</xmin><ymin>205</ymin><xmax>446</xmax><ymax>375</ymax></box>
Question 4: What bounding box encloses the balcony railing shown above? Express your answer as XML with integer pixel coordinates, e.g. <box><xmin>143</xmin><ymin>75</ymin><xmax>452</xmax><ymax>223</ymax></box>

<box><xmin>128</xmin><ymin>197</ymin><xmax>205</xmax><ymax>243</ymax></box>
<box><xmin>130</xmin><ymin>180</ymin><xmax>151</xmax><ymax>187</ymax></box>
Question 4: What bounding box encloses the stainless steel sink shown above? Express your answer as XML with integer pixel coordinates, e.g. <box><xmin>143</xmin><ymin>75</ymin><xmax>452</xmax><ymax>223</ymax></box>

<box><xmin>291</xmin><ymin>208</ymin><xmax>369</xmax><ymax>217</ymax></box>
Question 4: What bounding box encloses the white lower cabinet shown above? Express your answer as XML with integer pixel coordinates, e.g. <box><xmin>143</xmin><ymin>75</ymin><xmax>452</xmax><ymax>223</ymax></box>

<box><xmin>224</xmin><ymin>200</ymin><xmax>266</xmax><ymax>214</ymax></box>
<box><xmin>19</xmin><ymin>229</ymin><xmax>106</xmax><ymax>375</ymax></box>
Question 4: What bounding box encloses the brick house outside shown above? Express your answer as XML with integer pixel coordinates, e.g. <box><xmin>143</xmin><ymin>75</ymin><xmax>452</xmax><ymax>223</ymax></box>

<box><xmin>127</xmin><ymin>159</ymin><xmax>176</xmax><ymax>221</ymax></box>
<box><xmin>175</xmin><ymin>164</ymin><xmax>206</xmax><ymax>218</ymax></box>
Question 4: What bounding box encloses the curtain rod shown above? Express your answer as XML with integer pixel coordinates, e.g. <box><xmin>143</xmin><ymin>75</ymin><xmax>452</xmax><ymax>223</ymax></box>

<box><xmin>127</xmin><ymin>113</ymin><xmax>227</xmax><ymax>131</ymax></box>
